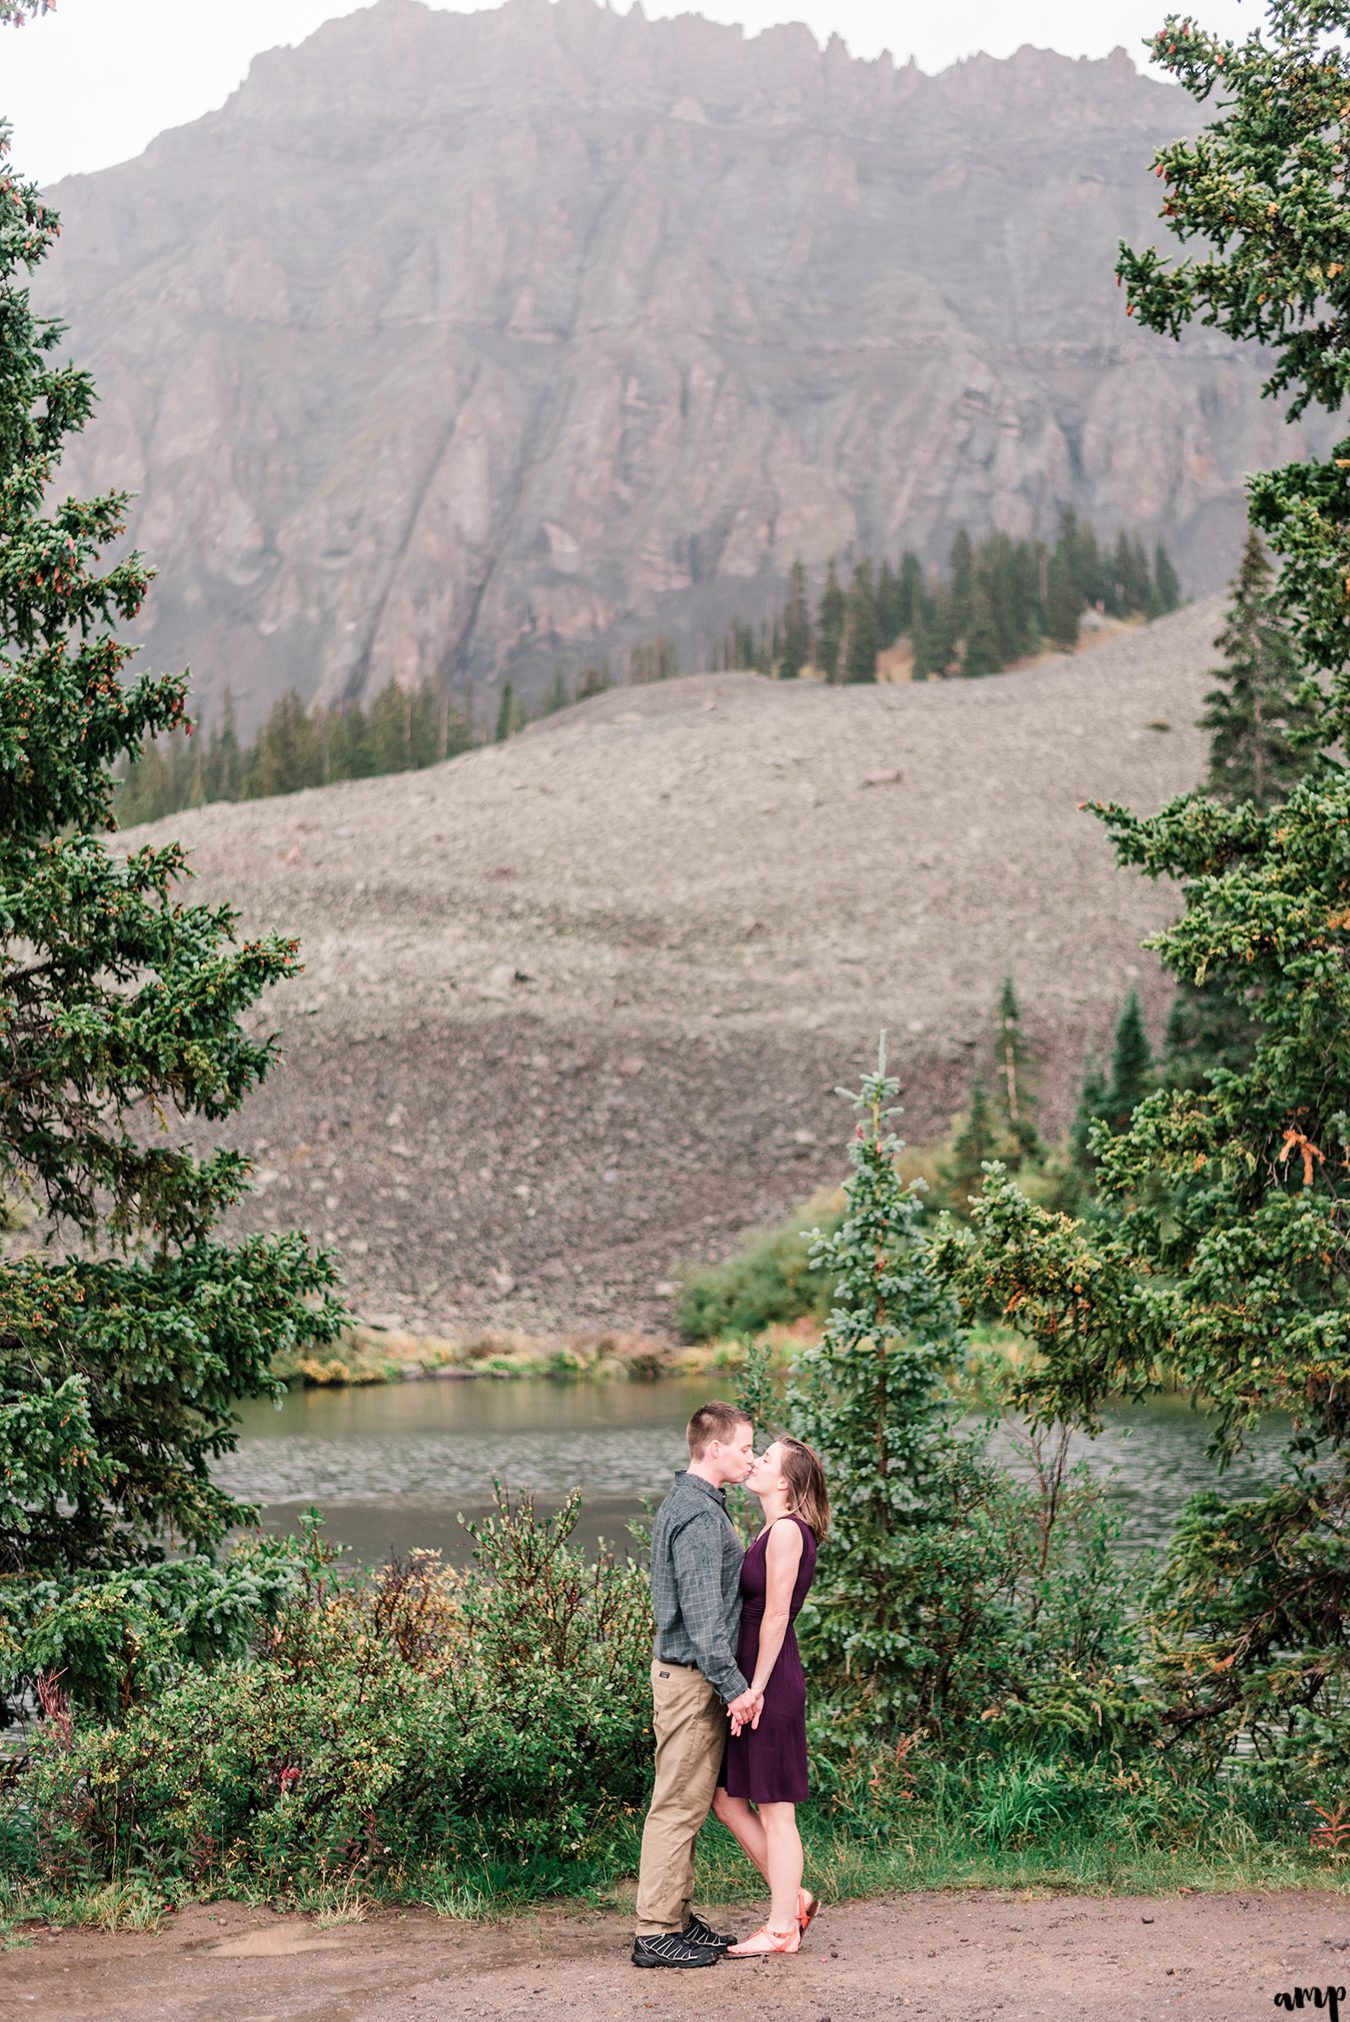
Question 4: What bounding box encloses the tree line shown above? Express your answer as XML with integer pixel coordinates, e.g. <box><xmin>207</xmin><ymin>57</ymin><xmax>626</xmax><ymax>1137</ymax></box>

<box><xmin>710</xmin><ymin>510</ymin><xmax>1183</xmax><ymax>682</ymax></box>
<box><xmin>117</xmin><ymin>512</ymin><xmax>1183</xmax><ymax>829</ymax></box>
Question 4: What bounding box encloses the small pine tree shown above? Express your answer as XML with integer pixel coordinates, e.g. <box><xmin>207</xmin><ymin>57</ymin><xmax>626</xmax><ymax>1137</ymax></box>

<box><xmin>842</xmin><ymin>560</ymin><xmax>881</xmax><ymax>683</ymax></box>
<box><xmin>816</xmin><ymin>558</ymin><xmax>845</xmax><ymax>680</ymax></box>
<box><xmin>787</xmin><ymin>1045</ymin><xmax>966</xmax><ymax>1729</ymax></box>
<box><xmin>940</xmin><ymin>1078</ymin><xmax>1002</xmax><ymax>1215</ymax></box>
<box><xmin>992</xmin><ymin>974</ymin><xmax>1040</xmax><ymax>1157</ymax></box>
<box><xmin>1200</xmin><ymin>529</ymin><xmax>1316</xmax><ymax>814</ymax></box>
<box><xmin>1046</xmin><ymin>552</ymin><xmax>1080</xmax><ymax>650</ymax></box>
<box><xmin>539</xmin><ymin>669</ymin><xmax>572</xmax><ymax>717</ymax></box>
<box><xmin>494</xmin><ymin>681</ymin><xmax>517</xmax><ymax>743</ymax></box>
<box><xmin>1067</xmin><ymin>1053</ymin><xmax>1110</xmax><ymax>1188</ymax></box>
<box><xmin>948</xmin><ymin>527</ymin><xmax>974</xmax><ymax>638</ymax></box>
<box><xmin>961</xmin><ymin>583</ymin><xmax>1003</xmax><ymax>677</ymax></box>
<box><xmin>780</xmin><ymin>557</ymin><xmax>811</xmax><ymax>678</ymax></box>
<box><xmin>875</xmin><ymin>556</ymin><xmax>901</xmax><ymax>646</ymax></box>
<box><xmin>1105</xmin><ymin>989</ymin><xmax>1153</xmax><ymax>1133</ymax></box>
<box><xmin>896</xmin><ymin>550</ymin><xmax>925</xmax><ymax>636</ymax></box>
<box><xmin>1150</xmin><ymin>541</ymin><xmax>1182</xmax><ymax>617</ymax></box>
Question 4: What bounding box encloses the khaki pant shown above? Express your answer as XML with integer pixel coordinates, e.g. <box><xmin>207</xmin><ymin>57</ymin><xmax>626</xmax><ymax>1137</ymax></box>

<box><xmin>633</xmin><ymin>1658</ymin><xmax>727</xmax><ymax>1935</ymax></box>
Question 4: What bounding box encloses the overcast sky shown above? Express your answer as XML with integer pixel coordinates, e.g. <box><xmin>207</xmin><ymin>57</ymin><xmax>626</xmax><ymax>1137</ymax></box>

<box><xmin>3</xmin><ymin>0</ymin><xmax>1258</xmax><ymax>185</ymax></box>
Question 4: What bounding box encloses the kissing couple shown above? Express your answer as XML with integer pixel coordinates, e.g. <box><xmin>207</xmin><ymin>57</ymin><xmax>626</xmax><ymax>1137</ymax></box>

<box><xmin>631</xmin><ymin>1399</ymin><xmax>829</xmax><ymax>1969</ymax></box>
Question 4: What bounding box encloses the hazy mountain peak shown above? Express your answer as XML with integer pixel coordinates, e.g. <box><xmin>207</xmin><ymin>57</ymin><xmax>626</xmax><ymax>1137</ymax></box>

<box><xmin>38</xmin><ymin>0</ymin><xmax>1297</xmax><ymax>729</ymax></box>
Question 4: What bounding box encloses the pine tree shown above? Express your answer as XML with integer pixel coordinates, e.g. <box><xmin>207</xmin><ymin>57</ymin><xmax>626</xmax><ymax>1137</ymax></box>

<box><xmin>961</xmin><ymin>582</ymin><xmax>1003</xmax><ymax>676</ymax></box>
<box><xmin>779</xmin><ymin>558</ymin><xmax>811</xmax><ymax>678</ymax></box>
<box><xmin>0</xmin><ymin>116</ymin><xmax>341</xmax><ymax>1616</ymax></box>
<box><xmin>1160</xmin><ymin>975</ymin><xmax>1257</xmax><ymax>1094</ymax></box>
<box><xmin>1105</xmin><ymin>988</ymin><xmax>1153</xmax><ymax>1135</ymax></box>
<box><xmin>576</xmin><ymin>662</ymin><xmax>611</xmax><ymax>700</ymax></box>
<box><xmin>842</xmin><ymin>560</ymin><xmax>880</xmax><ymax>682</ymax></box>
<box><xmin>494</xmin><ymin>681</ymin><xmax>517</xmax><ymax>742</ymax></box>
<box><xmin>816</xmin><ymin>558</ymin><xmax>845</xmax><ymax>680</ymax></box>
<box><xmin>1046</xmin><ymin>552</ymin><xmax>1080</xmax><ymax>650</ymax></box>
<box><xmin>1067</xmin><ymin>1053</ymin><xmax>1110</xmax><ymax>1188</ymax></box>
<box><xmin>896</xmin><ymin>550</ymin><xmax>925</xmax><ymax>636</ymax></box>
<box><xmin>948</xmin><ymin>527</ymin><xmax>974</xmax><ymax>639</ymax></box>
<box><xmin>1200</xmin><ymin>529</ymin><xmax>1316</xmax><ymax>814</ymax></box>
<box><xmin>940</xmin><ymin>1078</ymin><xmax>1003</xmax><ymax>1215</ymax></box>
<box><xmin>875</xmin><ymin>556</ymin><xmax>901</xmax><ymax>646</ymax></box>
<box><xmin>539</xmin><ymin>669</ymin><xmax>572</xmax><ymax>717</ymax></box>
<box><xmin>223</xmin><ymin>691</ymin><xmax>244</xmax><ymax>794</ymax></box>
<box><xmin>1064</xmin><ymin>515</ymin><xmax>1096</xmax><ymax>608</ymax></box>
<box><xmin>787</xmin><ymin>1047</ymin><xmax>967</xmax><ymax>1728</ymax></box>
<box><xmin>913</xmin><ymin>596</ymin><xmax>957</xmax><ymax>680</ymax></box>
<box><xmin>1150</xmin><ymin>541</ymin><xmax>1182</xmax><ymax>617</ymax></box>
<box><xmin>992</xmin><ymin>974</ymin><xmax>1040</xmax><ymax>1157</ymax></box>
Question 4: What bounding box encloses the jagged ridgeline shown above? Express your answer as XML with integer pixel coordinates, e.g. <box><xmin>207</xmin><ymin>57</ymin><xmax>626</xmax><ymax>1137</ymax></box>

<box><xmin>116</xmin><ymin>507</ymin><xmax>1180</xmax><ymax>827</ymax></box>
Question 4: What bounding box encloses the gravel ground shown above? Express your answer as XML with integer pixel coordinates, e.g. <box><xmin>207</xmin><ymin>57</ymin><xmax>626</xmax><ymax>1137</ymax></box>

<box><xmin>6</xmin><ymin>1890</ymin><xmax>1349</xmax><ymax>2021</ymax></box>
<box><xmin>127</xmin><ymin>602</ymin><xmax>1222</xmax><ymax>1335</ymax></box>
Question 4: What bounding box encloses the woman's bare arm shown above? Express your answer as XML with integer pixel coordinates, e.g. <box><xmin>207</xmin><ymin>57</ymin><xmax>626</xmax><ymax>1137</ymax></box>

<box><xmin>746</xmin><ymin>1520</ymin><xmax>804</xmax><ymax>1704</ymax></box>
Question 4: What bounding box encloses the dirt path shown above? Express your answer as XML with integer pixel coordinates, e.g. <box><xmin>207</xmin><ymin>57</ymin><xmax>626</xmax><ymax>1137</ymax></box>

<box><xmin>6</xmin><ymin>1891</ymin><xmax>1349</xmax><ymax>2022</ymax></box>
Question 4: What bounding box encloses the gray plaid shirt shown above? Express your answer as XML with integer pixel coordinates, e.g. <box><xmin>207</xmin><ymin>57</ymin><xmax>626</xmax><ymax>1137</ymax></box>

<box><xmin>650</xmin><ymin>1469</ymin><xmax>749</xmax><ymax>1704</ymax></box>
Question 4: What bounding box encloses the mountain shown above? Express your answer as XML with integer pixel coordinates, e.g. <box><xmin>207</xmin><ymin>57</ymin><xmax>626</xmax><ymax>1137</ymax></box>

<box><xmin>36</xmin><ymin>0</ymin><xmax>1302</xmax><ymax>729</ymax></box>
<box><xmin>135</xmin><ymin>602</ymin><xmax>1219</xmax><ymax>1335</ymax></box>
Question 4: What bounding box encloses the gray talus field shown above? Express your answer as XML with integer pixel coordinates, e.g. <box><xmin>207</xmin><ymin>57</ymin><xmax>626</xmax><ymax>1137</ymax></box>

<box><xmin>140</xmin><ymin>600</ymin><xmax>1219</xmax><ymax>1335</ymax></box>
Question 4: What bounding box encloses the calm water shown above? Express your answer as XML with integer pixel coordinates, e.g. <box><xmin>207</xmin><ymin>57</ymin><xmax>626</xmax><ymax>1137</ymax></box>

<box><xmin>217</xmin><ymin>1376</ymin><xmax>1291</xmax><ymax>1565</ymax></box>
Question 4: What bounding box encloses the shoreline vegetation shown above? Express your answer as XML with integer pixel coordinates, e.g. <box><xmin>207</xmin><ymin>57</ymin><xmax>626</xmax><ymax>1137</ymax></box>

<box><xmin>273</xmin><ymin>1320</ymin><xmax>800</xmax><ymax>1389</ymax></box>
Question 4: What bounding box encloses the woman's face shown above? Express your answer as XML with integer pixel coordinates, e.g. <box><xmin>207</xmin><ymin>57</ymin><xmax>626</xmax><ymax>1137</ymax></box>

<box><xmin>747</xmin><ymin>1440</ymin><xmax>786</xmax><ymax>1497</ymax></box>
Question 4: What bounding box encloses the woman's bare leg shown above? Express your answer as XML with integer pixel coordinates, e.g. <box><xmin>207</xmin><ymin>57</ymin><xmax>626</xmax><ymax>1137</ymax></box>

<box><xmin>711</xmin><ymin>1787</ymin><xmax>769</xmax><ymax>1883</ymax></box>
<box><xmin>759</xmin><ymin>1801</ymin><xmax>803</xmax><ymax>1933</ymax></box>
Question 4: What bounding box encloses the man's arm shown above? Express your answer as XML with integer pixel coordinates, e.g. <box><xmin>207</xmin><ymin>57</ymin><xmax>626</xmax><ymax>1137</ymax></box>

<box><xmin>670</xmin><ymin>1508</ymin><xmax>749</xmax><ymax>1703</ymax></box>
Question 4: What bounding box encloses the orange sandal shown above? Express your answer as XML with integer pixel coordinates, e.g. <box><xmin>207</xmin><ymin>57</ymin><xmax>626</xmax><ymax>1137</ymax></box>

<box><xmin>727</xmin><ymin>1922</ymin><xmax>802</xmax><ymax>1957</ymax></box>
<box><xmin>798</xmin><ymin>1889</ymin><xmax>820</xmax><ymax>1933</ymax></box>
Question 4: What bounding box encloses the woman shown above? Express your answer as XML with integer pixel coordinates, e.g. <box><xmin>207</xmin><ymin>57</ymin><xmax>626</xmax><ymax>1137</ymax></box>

<box><xmin>713</xmin><ymin>1434</ymin><xmax>829</xmax><ymax>1957</ymax></box>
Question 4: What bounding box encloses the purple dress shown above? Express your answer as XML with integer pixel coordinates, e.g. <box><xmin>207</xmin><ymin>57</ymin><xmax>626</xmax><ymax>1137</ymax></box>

<box><xmin>721</xmin><ymin>1514</ymin><xmax>818</xmax><ymax>1804</ymax></box>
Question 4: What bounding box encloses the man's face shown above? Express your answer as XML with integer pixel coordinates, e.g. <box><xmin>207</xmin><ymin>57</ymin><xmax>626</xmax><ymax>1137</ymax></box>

<box><xmin>713</xmin><ymin>1421</ymin><xmax>756</xmax><ymax>1487</ymax></box>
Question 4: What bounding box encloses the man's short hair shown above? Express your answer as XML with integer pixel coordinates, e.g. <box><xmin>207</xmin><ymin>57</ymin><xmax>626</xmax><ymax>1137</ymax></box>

<box><xmin>686</xmin><ymin>1400</ymin><xmax>752</xmax><ymax>1459</ymax></box>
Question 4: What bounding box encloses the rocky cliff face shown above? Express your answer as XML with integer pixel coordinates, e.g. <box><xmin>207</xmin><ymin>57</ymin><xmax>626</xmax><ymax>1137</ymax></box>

<box><xmin>36</xmin><ymin>0</ymin><xmax>1305</xmax><ymax>727</ymax></box>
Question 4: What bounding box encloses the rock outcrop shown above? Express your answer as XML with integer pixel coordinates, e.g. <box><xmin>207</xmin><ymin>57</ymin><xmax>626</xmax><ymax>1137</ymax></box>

<box><xmin>36</xmin><ymin>0</ymin><xmax>1303</xmax><ymax>727</ymax></box>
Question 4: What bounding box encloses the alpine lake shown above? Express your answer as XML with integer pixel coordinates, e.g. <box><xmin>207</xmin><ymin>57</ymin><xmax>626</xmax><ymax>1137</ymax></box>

<box><xmin>217</xmin><ymin>1373</ymin><xmax>1290</xmax><ymax>1568</ymax></box>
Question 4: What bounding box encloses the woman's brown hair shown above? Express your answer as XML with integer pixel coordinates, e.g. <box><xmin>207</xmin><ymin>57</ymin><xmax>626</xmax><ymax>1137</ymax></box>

<box><xmin>778</xmin><ymin>1435</ymin><xmax>830</xmax><ymax>1542</ymax></box>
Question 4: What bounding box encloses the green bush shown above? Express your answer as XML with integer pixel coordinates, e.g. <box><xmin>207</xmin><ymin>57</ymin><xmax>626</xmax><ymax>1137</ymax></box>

<box><xmin>2</xmin><ymin>1493</ymin><xmax>654</xmax><ymax>1897</ymax></box>
<box><xmin>677</xmin><ymin>1191</ymin><xmax>842</xmax><ymax>1340</ymax></box>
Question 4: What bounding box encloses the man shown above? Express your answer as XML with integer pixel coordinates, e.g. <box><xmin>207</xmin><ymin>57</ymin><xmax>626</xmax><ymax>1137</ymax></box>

<box><xmin>632</xmin><ymin>1400</ymin><xmax>762</xmax><ymax>1970</ymax></box>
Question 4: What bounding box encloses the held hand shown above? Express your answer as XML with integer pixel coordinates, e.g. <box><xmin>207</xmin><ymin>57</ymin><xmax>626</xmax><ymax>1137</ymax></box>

<box><xmin>726</xmin><ymin>1688</ymin><xmax>759</xmax><ymax>1730</ymax></box>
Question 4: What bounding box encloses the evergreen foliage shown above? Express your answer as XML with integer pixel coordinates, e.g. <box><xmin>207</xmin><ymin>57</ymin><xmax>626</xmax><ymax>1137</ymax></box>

<box><xmin>118</xmin><ymin>679</ymin><xmax>471</xmax><ymax>827</ymax></box>
<box><xmin>1067</xmin><ymin>1054</ymin><xmax>1110</xmax><ymax>1190</ymax></box>
<box><xmin>0</xmin><ymin>119</ymin><xmax>343</xmax><ymax>1683</ymax></box>
<box><xmin>938</xmin><ymin>1078</ymin><xmax>1003</xmax><ymax>1215</ymax></box>
<box><xmin>948</xmin><ymin>527</ymin><xmax>975</xmax><ymax>638</ymax></box>
<box><xmin>787</xmin><ymin>1051</ymin><xmax>966</xmax><ymax>1726</ymax></box>
<box><xmin>1200</xmin><ymin>529</ymin><xmax>1317</xmax><ymax>814</ymax></box>
<box><xmin>1150</xmin><ymin>540</ymin><xmax>1183</xmax><ymax>617</ymax></box>
<box><xmin>938</xmin><ymin>0</ymin><xmax>1350</xmax><ymax>1782</ymax></box>
<box><xmin>993</xmin><ymin>973</ymin><xmax>1041</xmax><ymax>1156</ymax></box>
<box><xmin>718</xmin><ymin>513</ymin><xmax>1175</xmax><ymax>685</ymax></box>
<box><xmin>961</xmin><ymin>583</ymin><xmax>1003</xmax><ymax>677</ymax></box>
<box><xmin>815</xmin><ymin>558</ymin><xmax>845</xmax><ymax>681</ymax></box>
<box><xmin>1104</xmin><ymin>988</ymin><xmax>1154</xmax><ymax>1134</ymax></box>
<box><xmin>842</xmin><ymin>559</ymin><xmax>881</xmax><ymax>682</ymax></box>
<box><xmin>494</xmin><ymin>681</ymin><xmax>517</xmax><ymax>743</ymax></box>
<box><xmin>780</xmin><ymin>557</ymin><xmax>811</xmax><ymax>678</ymax></box>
